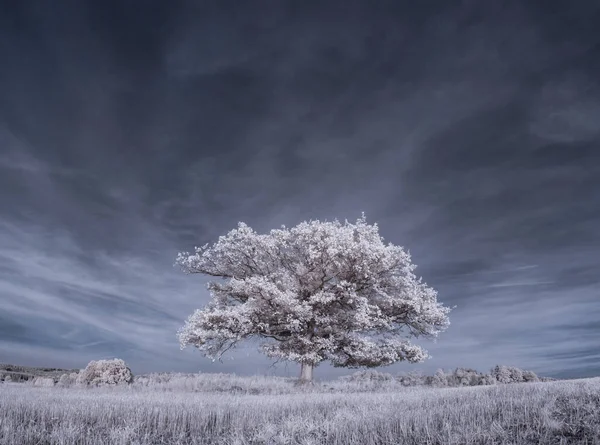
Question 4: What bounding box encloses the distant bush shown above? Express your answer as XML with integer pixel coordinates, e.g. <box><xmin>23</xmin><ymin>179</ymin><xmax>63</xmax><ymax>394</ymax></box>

<box><xmin>130</xmin><ymin>372</ymin><xmax>300</xmax><ymax>395</ymax></box>
<box><xmin>328</xmin><ymin>365</ymin><xmax>551</xmax><ymax>391</ymax></box>
<box><xmin>76</xmin><ymin>359</ymin><xmax>134</xmax><ymax>387</ymax></box>
<box><xmin>396</xmin><ymin>370</ymin><xmax>426</xmax><ymax>387</ymax></box>
<box><xmin>47</xmin><ymin>362</ymin><xmax>552</xmax><ymax>393</ymax></box>
<box><xmin>491</xmin><ymin>365</ymin><xmax>513</xmax><ymax>384</ymax></box>
<box><xmin>490</xmin><ymin>365</ymin><xmax>540</xmax><ymax>384</ymax></box>
<box><xmin>430</xmin><ymin>369</ymin><xmax>448</xmax><ymax>387</ymax></box>
<box><xmin>452</xmin><ymin>368</ymin><xmax>481</xmax><ymax>387</ymax></box>
<box><xmin>343</xmin><ymin>370</ymin><xmax>394</xmax><ymax>382</ymax></box>
<box><xmin>478</xmin><ymin>374</ymin><xmax>497</xmax><ymax>386</ymax></box>
<box><xmin>57</xmin><ymin>374</ymin><xmax>69</xmax><ymax>387</ymax></box>
<box><xmin>522</xmin><ymin>370</ymin><xmax>540</xmax><ymax>383</ymax></box>
<box><xmin>31</xmin><ymin>377</ymin><xmax>55</xmax><ymax>387</ymax></box>
<box><xmin>361</xmin><ymin>365</ymin><xmax>547</xmax><ymax>389</ymax></box>
<box><xmin>56</xmin><ymin>372</ymin><xmax>79</xmax><ymax>388</ymax></box>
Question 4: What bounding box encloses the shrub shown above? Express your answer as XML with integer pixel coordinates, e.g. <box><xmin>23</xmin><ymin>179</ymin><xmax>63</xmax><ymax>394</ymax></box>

<box><xmin>491</xmin><ymin>365</ymin><xmax>513</xmax><ymax>384</ymax></box>
<box><xmin>453</xmin><ymin>368</ymin><xmax>480</xmax><ymax>386</ymax></box>
<box><xmin>57</xmin><ymin>374</ymin><xmax>69</xmax><ymax>387</ymax></box>
<box><xmin>76</xmin><ymin>359</ymin><xmax>134</xmax><ymax>387</ymax></box>
<box><xmin>32</xmin><ymin>377</ymin><xmax>55</xmax><ymax>387</ymax></box>
<box><xmin>336</xmin><ymin>365</ymin><xmax>548</xmax><ymax>389</ymax></box>
<box><xmin>430</xmin><ymin>369</ymin><xmax>448</xmax><ymax>387</ymax></box>
<box><xmin>396</xmin><ymin>370</ymin><xmax>426</xmax><ymax>387</ymax></box>
<box><xmin>57</xmin><ymin>373</ymin><xmax>79</xmax><ymax>388</ymax></box>
<box><xmin>522</xmin><ymin>370</ymin><xmax>539</xmax><ymax>382</ymax></box>
<box><xmin>491</xmin><ymin>365</ymin><xmax>541</xmax><ymax>384</ymax></box>
<box><xmin>477</xmin><ymin>373</ymin><xmax>497</xmax><ymax>386</ymax></box>
<box><xmin>342</xmin><ymin>370</ymin><xmax>394</xmax><ymax>382</ymax></box>
<box><xmin>508</xmin><ymin>366</ymin><xmax>524</xmax><ymax>383</ymax></box>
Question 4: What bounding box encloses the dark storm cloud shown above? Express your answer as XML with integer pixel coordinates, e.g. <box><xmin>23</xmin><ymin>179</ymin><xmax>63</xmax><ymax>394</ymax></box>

<box><xmin>1</xmin><ymin>1</ymin><xmax>599</xmax><ymax>380</ymax></box>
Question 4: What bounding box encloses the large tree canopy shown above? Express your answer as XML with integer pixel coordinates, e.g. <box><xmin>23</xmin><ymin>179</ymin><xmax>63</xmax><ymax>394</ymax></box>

<box><xmin>176</xmin><ymin>215</ymin><xmax>452</xmax><ymax>381</ymax></box>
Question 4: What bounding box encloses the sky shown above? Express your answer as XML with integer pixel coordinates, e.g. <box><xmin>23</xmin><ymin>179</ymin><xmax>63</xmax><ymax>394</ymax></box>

<box><xmin>1</xmin><ymin>1</ymin><xmax>599</xmax><ymax>382</ymax></box>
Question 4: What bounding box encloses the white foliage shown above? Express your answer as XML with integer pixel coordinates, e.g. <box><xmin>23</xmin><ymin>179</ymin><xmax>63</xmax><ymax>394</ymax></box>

<box><xmin>478</xmin><ymin>374</ymin><xmax>497</xmax><ymax>386</ymax></box>
<box><xmin>176</xmin><ymin>215</ymin><xmax>452</xmax><ymax>375</ymax></box>
<box><xmin>509</xmin><ymin>366</ymin><xmax>524</xmax><ymax>383</ymax></box>
<box><xmin>344</xmin><ymin>370</ymin><xmax>394</xmax><ymax>382</ymax></box>
<box><xmin>76</xmin><ymin>359</ymin><xmax>134</xmax><ymax>386</ymax></box>
<box><xmin>57</xmin><ymin>373</ymin><xmax>79</xmax><ymax>388</ymax></box>
<box><xmin>491</xmin><ymin>365</ymin><xmax>530</xmax><ymax>384</ymax></box>
<box><xmin>522</xmin><ymin>370</ymin><xmax>540</xmax><ymax>383</ymax></box>
<box><xmin>31</xmin><ymin>377</ymin><xmax>55</xmax><ymax>387</ymax></box>
<box><xmin>397</xmin><ymin>370</ymin><xmax>426</xmax><ymax>387</ymax></box>
<box><xmin>453</xmin><ymin>368</ymin><xmax>481</xmax><ymax>387</ymax></box>
<box><xmin>492</xmin><ymin>365</ymin><xmax>511</xmax><ymax>384</ymax></box>
<box><xmin>57</xmin><ymin>374</ymin><xmax>70</xmax><ymax>387</ymax></box>
<box><xmin>431</xmin><ymin>368</ymin><xmax>448</xmax><ymax>387</ymax></box>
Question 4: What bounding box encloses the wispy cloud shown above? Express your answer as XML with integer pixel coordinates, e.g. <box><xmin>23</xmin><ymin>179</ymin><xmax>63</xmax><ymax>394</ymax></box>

<box><xmin>487</xmin><ymin>281</ymin><xmax>555</xmax><ymax>288</ymax></box>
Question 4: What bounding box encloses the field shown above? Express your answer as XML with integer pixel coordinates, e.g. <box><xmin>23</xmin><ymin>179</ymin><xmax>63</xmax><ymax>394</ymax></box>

<box><xmin>1</xmin><ymin>374</ymin><xmax>599</xmax><ymax>445</ymax></box>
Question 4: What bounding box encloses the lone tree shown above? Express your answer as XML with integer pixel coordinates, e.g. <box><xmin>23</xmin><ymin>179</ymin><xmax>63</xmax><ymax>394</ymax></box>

<box><xmin>176</xmin><ymin>215</ymin><xmax>452</xmax><ymax>383</ymax></box>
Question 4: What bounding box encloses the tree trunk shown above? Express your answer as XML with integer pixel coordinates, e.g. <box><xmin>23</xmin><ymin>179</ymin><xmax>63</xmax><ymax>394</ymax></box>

<box><xmin>299</xmin><ymin>363</ymin><xmax>313</xmax><ymax>383</ymax></box>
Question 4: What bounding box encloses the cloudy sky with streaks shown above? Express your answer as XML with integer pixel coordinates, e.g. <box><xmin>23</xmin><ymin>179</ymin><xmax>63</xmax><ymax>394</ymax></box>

<box><xmin>1</xmin><ymin>0</ymin><xmax>599</xmax><ymax>381</ymax></box>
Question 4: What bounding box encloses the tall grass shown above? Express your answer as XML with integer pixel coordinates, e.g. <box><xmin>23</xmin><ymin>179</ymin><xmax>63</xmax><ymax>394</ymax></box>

<box><xmin>1</xmin><ymin>376</ymin><xmax>599</xmax><ymax>444</ymax></box>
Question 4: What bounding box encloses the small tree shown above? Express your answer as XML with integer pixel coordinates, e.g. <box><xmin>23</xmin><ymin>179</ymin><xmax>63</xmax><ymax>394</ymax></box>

<box><xmin>522</xmin><ymin>370</ymin><xmax>539</xmax><ymax>382</ymax></box>
<box><xmin>57</xmin><ymin>373</ymin><xmax>79</xmax><ymax>388</ymax></box>
<box><xmin>76</xmin><ymin>359</ymin><xmax>133</xmax><ymax>386</ymax></box>
<box><xmin>397</xmin><ymin>370</ymin><xmax>426</xmax><ymax>387</ymax></box>
<box><xmin>492</xmin><ymin>365</ymin><xmax>513</xmax><ymax>384</ymax></box>
<box><xmin>57</xmin><ymin>373</ymin><xmax>70</xmax><ymax>387</ymax></box>
<box><xmin>32</xmin><ymin>377</ymin><xmax>55</xmax><ymax>387</ymax></box>
<box><xmin>430</xmin><ymin>368</ymin><xmax>448</xmax><ymax>387</ymax></box>
<box><xmin>478</xmin><ymin>373</ymin><xmax>497</xmax><ymax>386</ymax></box>
<box><xmin>508</xmin><ymin>366</ymin><xmax>524</xmax><ymax>383</ymax></box>
<box><xmin>176</xmin><ymin>215</ymin><xmax>453</xmax><ymax>383</ymax></box>
<box><xmin>347</xmin><ymin>370</ymin><xmax>394</xmax><ymax>382</ymax></box>
<box><xmin>453</xmin><ymin>367</ymin><xmax>480</xmax><ymax>386</ymax></box>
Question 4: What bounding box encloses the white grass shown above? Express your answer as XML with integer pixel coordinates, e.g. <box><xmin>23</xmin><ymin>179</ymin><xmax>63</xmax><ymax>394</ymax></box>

<box><xmin>1</xmin><ymin>376</ymin><xmax>599</xmax><ymax>444</ymax></box>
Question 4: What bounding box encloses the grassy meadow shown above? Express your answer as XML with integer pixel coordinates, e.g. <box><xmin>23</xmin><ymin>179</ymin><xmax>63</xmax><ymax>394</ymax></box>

<box><xmin>1</xmin><ymin>373</ymin><xmax>600</xmax><ymax>445</ymax></box>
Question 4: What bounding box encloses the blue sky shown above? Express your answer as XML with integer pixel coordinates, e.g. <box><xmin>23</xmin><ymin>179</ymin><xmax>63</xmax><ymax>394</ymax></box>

<box><xmin>1</xmin><ymin>1</ymin><xmax>599</xmax><ymax>381</ymax></box>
